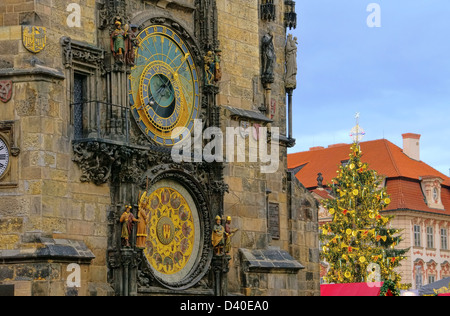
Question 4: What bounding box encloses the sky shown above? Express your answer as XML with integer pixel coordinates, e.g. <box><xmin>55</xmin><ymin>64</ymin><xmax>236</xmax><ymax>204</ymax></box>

<box><xmin>288</xmin><ymin>0</ymin><xmax>450</xmax><ymax>176</ymax></box>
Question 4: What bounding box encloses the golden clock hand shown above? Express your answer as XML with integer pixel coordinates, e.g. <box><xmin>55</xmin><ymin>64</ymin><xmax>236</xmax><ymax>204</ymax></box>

<box><xmin>171</xmin><ymin>72</ymin><xmax>189</xmax><ymax>120</ymax></box>
<box><xmin>173</xmin><ymin>53</ymin><xmax>190</xmax><ymax>77</ymax></box>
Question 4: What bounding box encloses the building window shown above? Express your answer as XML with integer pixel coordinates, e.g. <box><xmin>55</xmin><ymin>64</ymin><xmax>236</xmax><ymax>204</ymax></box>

<box><xmin>73</xmin><ymin>73</ymin><xmax>87</xmax><ymax>139</ymax></box>
<box><xmin>433</xmin><ymin>187</ymin><xmax>439</xmax><ymax>203</ymax></box>
<box><xmin>428</xmin><ymin>275</ymin><xmax>435</xmax><ymax>284</ymax></box>
<box><xmin>427</xmin><ymin>226</ymin><xmax>434</xmax><ymax>249</ymax></box>
<box><xmin>415</xmin><ymin>266</ymin><xmax>423</xmax><ymax>288</ymax></box>
<box><xmin>441</xmin><ymin>228</ymin><xmax>448</xmax><ymax>250</ymax></box>
<box><xmin>420</xmin><ymin>177</ymin><xmax>444</xmax><ymax>210</ymax></box>
<box><xmin>414</xmin><ymin>225</ymin><xmax>421</xmax><ymax>247</ymax></box>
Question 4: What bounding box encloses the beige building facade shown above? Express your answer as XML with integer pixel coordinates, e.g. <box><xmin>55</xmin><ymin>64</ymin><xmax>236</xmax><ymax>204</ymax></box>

<box><xmin>289</xmin><ymin>134</ymin><xmax>450</xmax><ymax>290</ymax></box>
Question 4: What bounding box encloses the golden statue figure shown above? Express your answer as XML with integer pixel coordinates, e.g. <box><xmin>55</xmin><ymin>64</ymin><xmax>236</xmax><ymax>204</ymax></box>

<box><xmin>212</xmin><ymin>215</ymin><xmax>225</xmax><ymax>255</ymax></box>
<box><xmin>224</xmin><ymin>216</ymin><xmax>238</xmax><ymax>254</ymax></box>
<box><xmin>214</xmin><ymin>50</ymin><xmax>222</xmax><ymax>82</ymax></box>
<box><xmin>120</xmin><ymin>205</ymin><xmax>138</xmax><ymax>247</ymax></box>
<box><xmin>204</xmin><ymin>51</ymin><xmax>215</xmax><ymax>85</ymax></box>
<box><xmin>111</xmin><ymin>20</ymin><xmax>128</xmax><ymax>64</ymax></box>
<box><xmin>136</xmin><ymin>192</ymin><xmax>150</xmax><ymax>249</ymax></box>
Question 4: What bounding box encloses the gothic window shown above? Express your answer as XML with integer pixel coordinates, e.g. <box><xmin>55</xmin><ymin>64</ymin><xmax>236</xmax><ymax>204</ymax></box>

<box><xmin>61</xmin><ymin>37</ymin><xmax>105</xmax><ymax>141</ymax></box>
<box><xmin>73</xmin><ymin>73</ymin><xmax>87</xmax><ymax>139</ymax></box>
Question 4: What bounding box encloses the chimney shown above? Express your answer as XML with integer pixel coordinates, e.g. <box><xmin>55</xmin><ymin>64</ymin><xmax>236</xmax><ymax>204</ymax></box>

<box><xmin>402</xmin><ymin>133</ymin><xmax>421</xmax><ymax>161</ymax></box>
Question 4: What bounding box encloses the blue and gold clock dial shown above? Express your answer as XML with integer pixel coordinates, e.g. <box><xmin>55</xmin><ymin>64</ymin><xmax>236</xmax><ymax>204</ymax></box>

<box><xmin>0</xmin><ymin>137</ymin><xmax>10</xmax><ymax>180</ymax></box>
<box><xmin>129</xmin><ymin>25</ymin><xmax>200</xmax><ymax>147</ymax></box>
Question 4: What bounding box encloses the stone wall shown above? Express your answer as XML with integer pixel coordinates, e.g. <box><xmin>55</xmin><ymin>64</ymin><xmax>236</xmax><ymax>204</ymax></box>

<box><xmin>0</xmin><ymin>1</ymin><xmax>111</xmax><ymax>295</ymax></box>
<box><xmin>288</xmin><ymin>172</ymin><xmax>320</xmax><ymax>295</ymax></box>
<box><xmin>216</xmin><ymin>0</ymin><xmax>320</xmax><ymax>296</ymax></box>
<box><xmin>0</xmin><ymin>234</ymin><xmax>111</xmax><ymax>296</ymax></box>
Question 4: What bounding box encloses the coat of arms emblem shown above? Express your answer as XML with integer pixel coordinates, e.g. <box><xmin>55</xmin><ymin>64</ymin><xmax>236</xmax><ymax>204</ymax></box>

<box><xmin>22</xmin><ymin>26</ymin><xmax>47</xmax><ymax>54</ymax></box>
<box><xmin>0</xmin><ymin>81</ymin><xmax>13</xmax><ymax>103</ymax></box>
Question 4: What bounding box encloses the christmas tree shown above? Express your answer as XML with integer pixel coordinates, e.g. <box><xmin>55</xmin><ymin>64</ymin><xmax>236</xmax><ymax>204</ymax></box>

<box><xmin>320</xmin><ymin>142</ymin><xmax>409</xmax><ymax>292</ymax></box>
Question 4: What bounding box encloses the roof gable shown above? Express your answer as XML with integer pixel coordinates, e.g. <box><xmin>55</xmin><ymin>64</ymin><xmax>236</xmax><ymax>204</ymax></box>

<box><xmin>288</xmin><ymin>139</ymin><xmax>450</xmax><ymax>215</ymax></box>
<box><xmin>288</xmin><ymin>139</ymin><xmax>450</xmax><ymax>188</ymax></box>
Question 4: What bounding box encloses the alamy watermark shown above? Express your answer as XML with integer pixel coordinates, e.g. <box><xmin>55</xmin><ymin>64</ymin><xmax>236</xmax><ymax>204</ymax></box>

<box><xmin>66</xmin><ymin>263</ymin><xmax>81</xmax><ymax>288</ymax></box>
<box><xmin>66</xmin><ymin>2</ymin><xmax>381</xmax><ymax>29</ymax></box>
<box><xmin>66</xmin><ymin>3</ymin><xmax>82</xmax><ymax>28</ymax></box>
<box><xmin>367</xmin><ymin>3</ymin><xmax>381</xmax><ymax>28</ymax></box>
<box><xmin>171</xmin><ymin>120</ymin><xmax>280</xmax><ymax>174</ymax></box>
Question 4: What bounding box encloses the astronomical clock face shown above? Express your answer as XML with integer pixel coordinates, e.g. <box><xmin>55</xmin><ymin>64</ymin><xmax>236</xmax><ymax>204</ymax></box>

<box><xmin>129</xmin><ymin>25</ymin><xmax>200</xmax><ymax>147</ymax></box>
<box><xmin>0</xmin><ymin>137</ymin><xmax>10</xmax><ymax>179</ymax></box>
<box><xmin>143</xmin><ymin>180</ymin><xmax>201</xmax><ymax>288</ymax></box>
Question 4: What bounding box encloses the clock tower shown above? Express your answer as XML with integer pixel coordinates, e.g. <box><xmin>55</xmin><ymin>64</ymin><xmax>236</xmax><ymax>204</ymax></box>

<box><xmin>0</xmin><ymin>0</ymin><xmax>320</xmax><ymax>296</ymax></box>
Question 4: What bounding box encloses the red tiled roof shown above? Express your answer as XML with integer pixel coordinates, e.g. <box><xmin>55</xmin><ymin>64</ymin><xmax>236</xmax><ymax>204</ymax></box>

<box><xmin>288</xmin><ymin>139</ymin><xmax>450</xmax><ymax>215</ymax></box>
<box><xmin>311</xmin><ymin>188</ymin><xmax>334</xmax><ymax>200</ymax></box>
<box><xmin>288</xmin><ymin>139</ymin><xmax>450</xmax><ymax>187</ymax></box>
<box><xmin>384</xmin><ymin>178</ymin><xmax>449</xmax><ymax>215</ymax></box>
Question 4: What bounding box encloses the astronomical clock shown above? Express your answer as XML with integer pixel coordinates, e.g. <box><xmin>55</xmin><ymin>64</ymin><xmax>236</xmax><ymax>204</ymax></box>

<box><xmin>66</xmin><ymin>0</ymin><xmax>225</xmax><ymax>296</ymax></box>
<box><xmin>113</xmin><ymin>11</ymin><xmax>222</xmax><ymax>293</ymax></box>
<box><xmin>143</xmin><ymin>180</ymin><xmax>202</xmax><ymax>289</ymax></box>
<box><xmin>129</xmin><ymin>25</ymin><xmax>200</xmax><ymax>147</ymax></box>
<box><xmin>0</xmin><ymin>136</ymin><xmax>10</xmax><ymax>180</ymax></box>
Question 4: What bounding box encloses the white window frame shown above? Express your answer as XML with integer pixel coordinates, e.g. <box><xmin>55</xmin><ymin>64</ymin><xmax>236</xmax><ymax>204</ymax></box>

<box><xmin>427</xmin><ymin>226</ymin><xmax>434</xmax><ymax>249</ymax></box>
<box><xmin>441</xmin><ymin>228</ymin><xmax>448</xmax><ymax>250</ymax></box>
<box><xmin>414</xmin><ymin>225</ymin><xmax>421</xmax><ymax>247</ymax></box>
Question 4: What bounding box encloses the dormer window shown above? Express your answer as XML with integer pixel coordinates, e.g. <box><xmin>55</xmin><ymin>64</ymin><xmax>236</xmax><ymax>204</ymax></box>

<box><xmin>420</xmin><ymin>176</ymin><xmax>444</xmax><ymax>210</ymax></box>
<box><xmin>433</xmin><ymin>187</ymin><xmax>439</xmax><ymax>203</ymax></box>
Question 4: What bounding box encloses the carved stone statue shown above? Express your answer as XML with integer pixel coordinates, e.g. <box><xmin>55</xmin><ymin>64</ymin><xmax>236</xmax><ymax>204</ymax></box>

<box><xmin>204</xmin><ymin>51</ymin><xmax>215</xmax><ymax>85</ymax></box>
<box><xmin>211</xmin><ymin>216</ymin><xmax>225</xmax><ymax>255</ymax></box>
<box><xmin>111</xmin><ymin>20</ymin><xmax>128</xmax><ymax>64</ymax></box>
<box><xmin>317</xmin><ymin>172</ymin><xmax>323</xmax><ymax>188</ymax></box>
<box><xmin>285</xmin><ymin>34</ymin><xmax>298</xmax><ymax>90</ymax></box>
<box><xmin>136</xmin><ymin>192</ymin><xmax>150</xmax><ymax>249</ymax></box>
<box><xmin>224</xmin><ymin>216</ymin><xmax>238</xmax><ymax>254</ymax></box>
<box><xmin>214</xmin><ymin>49</ymin><xmax>222</xmax><ymax>82</ymax></box>
<box><xmin>126</xmin><ymin>24</ymin><xmax>139</xmax><ymax>66</ymax></box>
<box><xmin>120</xmin><ymin>205</ymin><xmax>138</xmax><ymax>247</ymax></box>
<box><xmin>261</xmin><ymin>31</ymin><xmax>276</xmax><ymax>84</ymax></box>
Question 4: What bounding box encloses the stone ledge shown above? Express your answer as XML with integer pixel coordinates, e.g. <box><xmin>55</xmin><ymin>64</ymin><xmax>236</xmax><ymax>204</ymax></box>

<box><xmin>0</xmin><ymin>65</ymin><xmax>65</xmax><ymax>81</ymax></box>
<box><xmin>239</xmin><ymin>248</ymin><xmax>305</xmax><ymax>274</ymax></box>
<box><xmin>0</xmin><ymin>235</ymin><xmax>95</xmax><ymax>264</ymax></box>
<box><xmin>222</xmin><ymin>105</ymin><xmax>273</xmax><ymax>123</ymax></box>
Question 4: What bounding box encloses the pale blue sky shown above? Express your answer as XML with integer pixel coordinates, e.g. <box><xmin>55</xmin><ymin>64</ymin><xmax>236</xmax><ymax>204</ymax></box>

<box><xmin>288</xmin><ymin>0</ymin><xmax>450</xmax><ymax>176</ymax></box>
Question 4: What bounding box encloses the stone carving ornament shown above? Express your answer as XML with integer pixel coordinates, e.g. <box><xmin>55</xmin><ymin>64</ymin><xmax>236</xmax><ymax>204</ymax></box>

<box><xmin>0</xmin><ymin>80</ymin><xmax>13</xmax><ymax>103</ymax></box>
